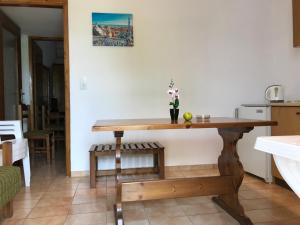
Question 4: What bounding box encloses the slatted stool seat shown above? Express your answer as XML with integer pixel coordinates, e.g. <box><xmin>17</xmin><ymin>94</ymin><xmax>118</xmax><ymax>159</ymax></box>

<box><xmin>89</xmin><ymin>142</ymin><xmax>165</xmax><ymax>188</ymax></box>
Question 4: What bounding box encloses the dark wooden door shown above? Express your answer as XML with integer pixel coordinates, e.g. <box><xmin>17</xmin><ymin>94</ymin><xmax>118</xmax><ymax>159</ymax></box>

<box><xmin>0</xmin><ymin>10</ymin><xmax>21</xmax><ymax>120</ymax></box>
<box><xmin>32</xmin><ymin>41</ymin><xmax>50</xmax><ymax>129</ymax></box>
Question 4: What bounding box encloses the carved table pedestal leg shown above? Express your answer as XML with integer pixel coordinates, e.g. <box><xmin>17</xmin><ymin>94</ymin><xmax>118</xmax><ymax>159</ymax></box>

<box><xmin>212</xmin><ymin>127</ymin><xmax>254</xmax><ymax>225</ymax></box>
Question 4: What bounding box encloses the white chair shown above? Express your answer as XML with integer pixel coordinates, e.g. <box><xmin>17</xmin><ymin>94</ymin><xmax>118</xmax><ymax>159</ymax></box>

<box><xmin>0</xmin><ymin>120</ymin><xmax>31</xmax><ymax>187</ymax></box>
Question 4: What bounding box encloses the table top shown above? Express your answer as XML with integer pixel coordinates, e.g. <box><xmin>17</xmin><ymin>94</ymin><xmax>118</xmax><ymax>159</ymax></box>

<box><xmin>92</xmin><ymin>117</ymin><xmax>277</xmax><ymax>132</ymax></box>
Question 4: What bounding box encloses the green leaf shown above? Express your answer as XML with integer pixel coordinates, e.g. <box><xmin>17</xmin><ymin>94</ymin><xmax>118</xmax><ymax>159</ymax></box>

<box><xmin>174</xmin><ymin>99</ymin><xmax>179</xmax><ymax>108</ymax></box>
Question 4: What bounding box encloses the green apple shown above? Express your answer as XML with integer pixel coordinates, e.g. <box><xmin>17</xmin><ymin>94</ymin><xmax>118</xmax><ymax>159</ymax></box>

<box><xmin>183</xmin><ymin>112</ymin><xmax>193</xmax><ymax>121</ymax></box>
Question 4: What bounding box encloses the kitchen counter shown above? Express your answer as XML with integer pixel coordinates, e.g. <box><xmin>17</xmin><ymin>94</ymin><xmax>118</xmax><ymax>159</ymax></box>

<box><xmin>241</xmin><ymin>102</ymin><xmax>300</xmax><ymax>107</ymax></box>
<box><xmin>270</xmin><ymin>102</ymin><xmax>300</xmax><ymax>107</ymax></box>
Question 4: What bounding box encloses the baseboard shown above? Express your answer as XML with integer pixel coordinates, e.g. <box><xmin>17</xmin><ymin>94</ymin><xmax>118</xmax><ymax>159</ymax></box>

<box><xmin>165</xmin><ymin>164</ymin><xmax>218</xmax><ymax>172</ymax></box>
<box><xmin>71</xmin><ymin>164</ymin><xmax>218</xmax><ymax>177</ymax></box>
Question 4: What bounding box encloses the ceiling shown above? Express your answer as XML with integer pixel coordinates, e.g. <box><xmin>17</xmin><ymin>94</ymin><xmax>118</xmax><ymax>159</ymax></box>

<box><xmin>0</xmin><ymin>7</ymin><xmax>63</xmax><ymax>37</ymax></box>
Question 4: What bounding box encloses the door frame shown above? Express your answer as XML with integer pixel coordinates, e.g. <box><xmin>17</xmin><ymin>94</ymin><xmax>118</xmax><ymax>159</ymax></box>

<box><xmin>0</xmin><ymin>0</ymin><xmax>71</xmax><ymax>176</ymax></box>
<box><xmin>0</xmin><ymin>9</ymin><xmax>22</xmax><ymax>120</ymax></box>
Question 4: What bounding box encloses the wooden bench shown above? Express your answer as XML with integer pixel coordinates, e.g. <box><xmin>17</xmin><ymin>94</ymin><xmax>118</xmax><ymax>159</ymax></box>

<box><xmin>89</xmin><ymin>142</ymin><xmax>165</xmax><ymax>188</ymax></box>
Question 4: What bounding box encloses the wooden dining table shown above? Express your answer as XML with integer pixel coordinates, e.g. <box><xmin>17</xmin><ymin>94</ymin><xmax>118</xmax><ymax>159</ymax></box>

<box><xmin>92</xmin><ymin>117</ymin><xmax>277</xmax><ymax>225</ymax></box>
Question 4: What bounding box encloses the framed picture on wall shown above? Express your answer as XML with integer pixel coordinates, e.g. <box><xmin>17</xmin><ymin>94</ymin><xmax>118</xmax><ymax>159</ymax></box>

<box><xmin>92</xmin><ymin>13</ymin><xmax>134</xmax><ymax>47</ymax></box>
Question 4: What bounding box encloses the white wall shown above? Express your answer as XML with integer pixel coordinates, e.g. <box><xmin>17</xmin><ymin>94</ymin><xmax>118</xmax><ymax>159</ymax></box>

<box><xmin>36</xmin><ymin>41</ymin><xmax>57</xmax><ymax>68</ymax></box>
<box><xmin>68</xmin><ymin>0</ymin><xmax>300</xmax><ymax>173</ymax></box>
<box><xmin>36</xmin><ymin>41</ymin><xmax>64</xmax><ymax>68</ymax></box>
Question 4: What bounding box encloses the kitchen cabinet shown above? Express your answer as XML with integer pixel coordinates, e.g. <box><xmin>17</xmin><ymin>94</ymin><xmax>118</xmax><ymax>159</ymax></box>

<box><xmin>293</xmin><ymin>0</ymin><xmax>300</xmax><ymax>47</ymax></box>
<box><xmin>271</xmin><ymin>106</ymin><xmax>300</xmax><ymax>180</ymax></box>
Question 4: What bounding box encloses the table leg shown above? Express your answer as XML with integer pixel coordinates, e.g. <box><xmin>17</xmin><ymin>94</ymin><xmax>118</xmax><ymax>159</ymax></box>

<box><xmin>23</xmin><ymin>143</ymin><xmax>31</xmax><ymax>187</ymax></box>
<box><xmin>51</xmin><ymin>132</ymin><xmax>55</xmax><ymax>160</ymax></box>
<box><xmin>114</xmin><ymin>131</ymin><xmax>124</xmax><ymax>225</ymax></box>
<box><xmin>46</xmin><ymin>136</ymin><xmax>50</xmax><ymax>163</ymax></box>
<box><xmin>212</xmin><ymin>127</ymin><xmax>254</xmax><ymax>225</ymax></box>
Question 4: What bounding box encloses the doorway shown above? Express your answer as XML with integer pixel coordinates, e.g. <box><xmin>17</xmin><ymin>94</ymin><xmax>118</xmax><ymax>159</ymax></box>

<box><xmin>30</xmin><ymin>37</ymin><xmax>66</xmax><ymax>161</ymax></box>
<box><xmin>0</xmin><ymin>1</ymin><xmax>71</xmax><ymax>176</ymax></box>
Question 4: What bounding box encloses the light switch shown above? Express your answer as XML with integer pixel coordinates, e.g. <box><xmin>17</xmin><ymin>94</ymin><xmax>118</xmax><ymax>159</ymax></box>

<box><xmin>80</xmin><ymin>76</ymin><xmax>87</xmax><ymax>90</ymax></box>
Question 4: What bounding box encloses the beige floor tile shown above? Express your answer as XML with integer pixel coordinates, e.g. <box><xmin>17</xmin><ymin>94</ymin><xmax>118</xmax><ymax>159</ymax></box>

<box><xmin>240</xmin><ymin>198</ymin><xmax>279</xmax><ymax>211</ymax></box>
<box><xmin>77</xmin><ymin>183</ymin><xmax>92</xmax><ymax>190</ymax></box>
<box><xmin>254</xmin><ymin>222</ymin><xmax>284</xmax><ymax>225</ymax></box>
<box><xmin>283</xmin><ymin>204</ymin><xmax>300</xmax><ymax>218</ymax></box>
<box><xmin>106</xmin><ymin>211</ymin><xmax>115</xmax><ymax>224</ymax></box>
<box><xmin>145</xmin><ymin>205</ymin><xmax>184</xmax><ymax>219</ymax></box>
<box><xmin>5</xmin><ymin>159</ymin><xmax>300</xmax><ymax>225</ymax></box>
<box><xmin>125</xmin><ymin>219</ymin><xmax>149</xmax><ymax>225</ymax></box>
<box><xmin>72</xmin><ymin>196</ymin><xmax>107</xmax><ymax>205</ymax></box>
<box><xmin>279</xmin><ymin>218</ymin><xmax>300</xmax><ymax>225</ymax></box>
<box><xmin>241</xmin><ymin>180</ymin><xmax>282</xmax><ymax>191</ymax></box>
<box><xmin>143</xmin><ymin>199</ymin><xmax>177</xmax><ymax>208</ymax></box>
<box><xmin>106</xmin><ymin>181</ymin><xmax>116</xmax><ymax>188</ymax></box>
<box><xmin>123</xmin><ymin>202</ymin><xmax>144</xmax><ymax>210</ymax></box>
<box><xmin>20</xmin><ymin>185</ymin><xmax>50</xmax><ymax>193</ymax></box>
<box><xmin>149</xmin><ymin>216</ymin><xmax>193</xmax><ymax>225</ymax></box>
<box><xmin>272</xmin><ymin>195</ymin><xmax>300</xmax><ymax>208</ymax></box>
<box><xmin>254</xmin><ymin>219</ymin><xmax>300</xmax><ymax>225</ymax></box>
<box><xmin>243</xmin><ymin>174</ymin><xmax>262</xmax><ymax>183</ymax></box>
<box><xmin>64</xmin><ymin>212</ymin><xmax>106</xmax><ymax>225</ymax></box>
<box><xmin>182</xmin><ymin>169</ymin><xmax>219</xmax><ymax>178</ymax></box>
<box><xmin>28</xmin><ymin>206</ymin><xmax>70</xmax><ymax>218</ymax></box>
<box><xmin>189</xmin><ymin>212</ymin><xmax>234</xmax><ymax>225</ymax></box>
<box><xmin>123</xmin><ymin>208</ymin><xmax>147</xmax><ymax>222</ymax></box>
<box><xmin>96</xmin><ymin>181</ymin><xmax>107</xmax><ymax>188</ymax></box>
<box><xmin>69</xmin><ymin>202</ymin><xmax>107</xmax><ymax>214</ymax></box>
<box><xmin>74</xmin><ymin>188</ymin><xmax>106</xmax><ymax>197</ymax></box>
<box><xmin>246</xmin><ymin>209</ymin><xmax>277</xmax><ymax>223</ymax></box>
<box><xmin>106</xmin><ymin>176</ymin><xmax>115</xmax><ymax>182</ymax></box>
<box><xmin>14</xmin><ymin>192</ymin><xmax>44</xmax><ymax>201</ymax></box>
<box><xmin>246</xmin><ymin>207</ymin><xmax>299</xmax><ymax>223</ymax></box>
<box><xmin>48</xmin><ymin>184</ymin><xmax>78</xmax><ymax>192</ymax></box>
<box><xmin>13</xmin><ymin>199</ymin><xmax>39</xmax><ymax>209</ymax></box>
<box><xmin>36</xmin><ymin>197</ymin><xmax>73</xmax><ymax>207</ymax></box>
<box><xmin>180</xmin><ymin>202</ymin><xmax>221</xmax><ymax>216</ymax></box>
<box><xmin>22</xmin><ymin>215</ymin><xmax>67</xmax><ymax>225</ymax></box>
<box><xmin>239</xmin><ymin>189</ymin><xmax>269</xmax><ymax>200</ymax></box>
<box><xmin>221</xmin><ymin>213</ymin><xmax>240</xmax><ymax>225</ymax></box>
<box><xmin>176</xmin><ymin>196</ymin><xmax>212</xmax><ymax>205</ymax></box>
<box><xmin>165</xmin><ymin>171</ymin><xmax>185</xmax><ymax>179</ymax></box>
<box><xmin>5</xmin><ymin>208</ymin><xmax>32</xmax><ymax>220</ymax></box>
<box><xmin>106</xmin><ymin>196</ymin><xmax>116</xmax><ymax>211</ymax></box>
<box><xmin>262</xmin><ymin>189</ymin><xmax>297</xmax><ymax>200</ymax></box>
<box><xmin>43</xmin><ymin>190</ymin><xmax>76</xmax><ymax>198</ymax></box>
<box><xmin>106</xmin><ymin>187</ymin><xmax>116</xmax><ymax>195</ymax></box>
<box><xmin>1</xmin><ymin>219</ymin><xmax>24</xmax><ymax>225</ymax></box>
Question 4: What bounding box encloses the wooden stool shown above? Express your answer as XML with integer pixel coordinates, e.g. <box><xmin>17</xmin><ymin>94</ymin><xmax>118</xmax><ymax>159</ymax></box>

<box><xmin>22</xmin><ymin>105</ymin><xmax>55</xmax><ymax>163</ymax></box>
<box><xmin>25</xmin><ymin>130</ymin><xmax>54</xmax><ymax>163</ymax></box>
<box><xmin>89</xmin><ymin>142</ymin><xmax>165</xmax><ymax>188</ymax></box>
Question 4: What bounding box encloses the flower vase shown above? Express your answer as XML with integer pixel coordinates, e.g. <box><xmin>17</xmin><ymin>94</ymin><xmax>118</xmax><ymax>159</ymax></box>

<box><xmin>170</xmin><ymin>108</ymin><xmax>179</xmax><ymax>122</ymax></box>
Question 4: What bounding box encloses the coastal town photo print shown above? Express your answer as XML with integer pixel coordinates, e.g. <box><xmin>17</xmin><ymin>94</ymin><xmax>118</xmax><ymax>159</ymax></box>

<box><xmin>92</xmin><ymin>13</ymin><xmax>134</xmax><ymax>47</ymax></box>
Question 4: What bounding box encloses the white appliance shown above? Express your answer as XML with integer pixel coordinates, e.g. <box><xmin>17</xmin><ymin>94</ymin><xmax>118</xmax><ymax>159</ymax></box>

<box><xmin>265</xmin><ymin>85</ymin><xmax>284</xmax><ymax>103</ymax></box>
<box><xmin>237</xmin><ymin>104</ymin><xmax>272</xmax><ymax>183</ymax></box>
